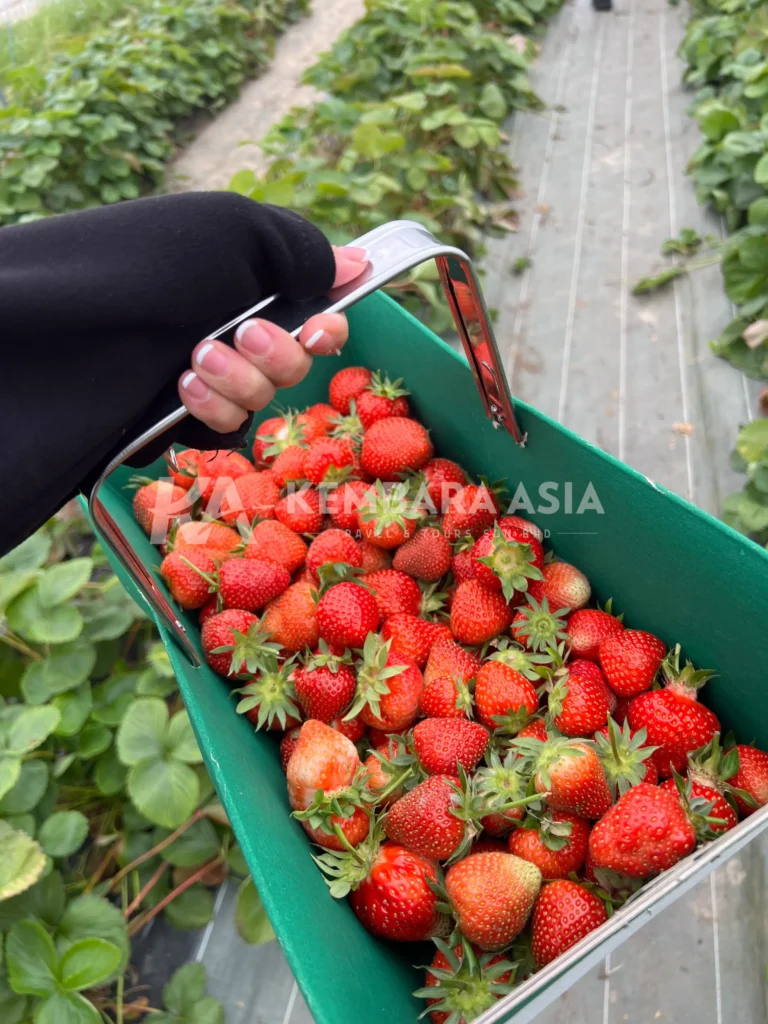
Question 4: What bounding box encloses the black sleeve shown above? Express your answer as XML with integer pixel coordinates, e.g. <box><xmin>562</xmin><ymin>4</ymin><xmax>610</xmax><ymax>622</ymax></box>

<box><xmin>0</xmin><ymin>192</ymin><xmax>336</xmax><ymax>557</ymax></box>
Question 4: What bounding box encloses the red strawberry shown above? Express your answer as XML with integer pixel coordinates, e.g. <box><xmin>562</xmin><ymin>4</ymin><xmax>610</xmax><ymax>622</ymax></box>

<box><xmin>301</xmin><ymin>402</ymin><xmax>337</xmax><ymax>439</ymax></box>
<box><xmin>217</xmin><ymin>472</ymin><xmax>280</xmax><ymax>526</ymax></box>
<box><xmin>450</xmin><ymin>580</ymin><xmax>512</xmax><ymax>645</ymax></box>
<box><xmin>659</xmin><ymin>776</ymin><xmax>737</xmax><ymax>835</ymax></box>
<box><xmin>201</xmin><ymin>609</ymin><xmax>261</xmax><ymax>677</ymax></box>
<box><xmin>546</xmin><ymin>659</ymin><xmax>611</xmax><ymax>737</ymax></box>
<box><xmin>329</xmin><ymin>715</ymin><xmax>367</xmax><ymax>744</ymax></box>
<box><xmin>326</xmin><ymin>480</ymin><xmax>373</xmax><ymax>533</ymax></box>
<box><xmin>451</xmin><ymin>549</ymin><xmax>478</xmax><ymax>586</ymax></box>
<box><xmin>347</xmin><ymin>634</ymin><xmax>423</xmax><ymax>731</ymax></box>
<box><xmin>363</xmin><ymin>741</ymin><xmax>410</xmax><ymax>806</ymax></box>
<box><xmin>261</xmin><ymin>581</ymin><xmax>319</xmax><ymax>652</ymax></box>
<box><xmin>244</xmin><ymin>519</ymin><xmax>307</xmax><ymax>574</ymax></box>
<box><xmin>593</xmin><ymin>717</ymin><xmax>659</xmax><ymax>797</ymax></box>
<box><xmin>589</xmin><ymin>782</ymin><xmax>695</xmax><ymax>877</ymax></box>
<box><xmin>424</xmin><ymin>636</ymin><xmax>481</xmax><ymax>687</ymax></box>
<box><xmin>270</xmin><ymin>444</ymin><xmax>308</xmax><ymax>489</ymax></box>
<box><xmin>359</xmin><ymin>541</ymin><xmax>392</xmax><ymax>572</ymax></box>
<box><xmin>420</xmin><ymin>673</ymin><xmax>474</xmax><ymax>719</ymax></box>
<box><xmin>360</xmin><ymin>417</ymin><xmax>434</xmax><ymax>480</ymax></box>
<box><xmin>475</xmin><ymin>658</ymin><xmax>539</xmax><ymax>733</ymax></box>
<box><xmin>420</xmin><ymin>458</ymin><xmax>468</xmax><ymax>512</ymax></box>
<box><xmin>306</xmin><ymin>529</ymin><xmax>363</xmax><ymax>582</ymax></box>
<box><xmin>171</xmin><ymin>520</ymin><xmax>240</xmax><ymax>563</ymax></box>
<box><xmin>160</xmin><ymin>550</ymin><xmax>215</xmax><ymax>609</ymax></box>
<box><xmin>210</xmin><ymin>558</ymin><xmax>290</xmax><ymax>611</ymax></box>
<box><xmin>511</xmin><ymin>597</ymin><xmax>569</xmax><ymax>652</ymax></box>
<box><xmin>532</xmin><ymin>880</ymin><xmax>607</xmax><ymax>967</ymax></box>
<box><xmin>472</xmin><ymin>839</ymin><xmax>509</xmax><ymax>854</ymax></box>
<box><xmin>419</xmin><ymin>939</ymin><xmax>515</xmax><ymax>1024</ymax></box>
<box><xmin>279</xmin><ymin>727</ymin><xmax>301</xmax><ymax>772</ymax></box>
<box><xmin>393</xmin><ymin>526</ymin><xmax>452</xmax><ymax>582</ymax></box>
<box><xmin>514</xmin><ymin>736</ymin><xmax>613</xmax><ymax>819</ymax></box>
<box><xmin>599</xmin><ymin>630</ymin><xmax>666</xmax><ymax>697</ymax></box>
<box><xmin>501</xmin><ymin>515</ymin><xmax>544</xmax><ymax>543</ymax></box>
<box><xmin>475</xmin><ymin>748</ymin><xmax>536</xmax><ymax>835</ymax></box>
<box><xmin>133</xmin><ymin>479</ymin><xmax>192</xmax><ymax>539</ymax></box>
<box><xmin>517</xmin><ymin>719</ymin><xmax>548</xmax><ymax>743</ymax></box>
<box><xmin>193</xmin><ymin>450</ymin><xmax>253</xmax><ymax>504</ymax></box>
<box><xmin>357</xmin><ymin>481</ymin><xmax>421</xmax><ymax>549</ymax></box>
<box><xmin>627</xmin><ymin>645</ymin><xmax>719</xmax><ymax>777</ymax></box>
<box><xmin>166</xmin><ymin>448</ymin><xmax>201</xmax><ymax>491</ymax></box>
<box><xmin>356</xmin><ymin>371</ymin><xmax>410</xmax><ymax>428</ymax></box>
<box><xmin>729</xmin><ymin>744</ymin><xmax>768</xmax><ymax>816</ymax></box>
<box><xmin>383</xmin><ymin>614</ymin><xmax>451</xmax><ymax>668</ymax></box>
<box><xmin>412</xmin><ymin>718</ymin><xmax>489</xmax><ymax>776</ymax></box>
<box><xmin>384</xmin><ymin>774</ymin><xmax>476</xmax><ymax>861</ymax></box>
<box><xmin>274</xmin><ymin>486</ymin><xmax>324</xmax><ymax>535</ymax></box>
<box><xmin>198</xmin><ymin>596</ymin><xmax>219</xmax><ymax>624</ymax></box>
<box><xmin>294</xmin><ymin>645</ymin><xmax>356</xmax><ymax>722</ymax></box>
<box><xmin>527</xmin><ymin>560</ymin><xmax>591</xmax><ymax>612</ymax></box>
<box><xmin>567</xmin><ymin>606</ymin><xmax>624</xmax><ymax>661</ymax></box>
<box><xmin>329</xmin><ymin>366</ymin><xmax>373</xmax><ymax>414</ymax></box>
<box><xmin>235</xmin><ymin>653</ymin><xmax>300</xmax><ymax>730</ymax></box>
<box><xmin>445</xmin><ymin>852</ymin><xmax>541</xmax><ymax>950</ymax></box>
<box><xmin>253</xmin><ymin>411</ymin><xmax>308</xmax><ymax>466</ymax></box>
<box><xmin>442</xmin><ymin>484</ymin><xmax>500</xmax><ymax>540</ymax></box>
<box><xmin>471</xmin><ymin>520</ymin><xmax>544</xmax><ymax>603</ymax></box>
<box><xmin>316</xmin><ymin>581</ymin><xmax>380</xmax><ymax>649</ymax></box>
<box><xmin>364</xmin><ymin>568</ymin><xmax>421</xmax><ymax>618</ymax></box>
<box><xmin>508</xmin><ymin>811</ymin><xmax>590</xmax><ymax>879</ymax></box>
<box><xmin>304</xmin><ymin>438</ymin><xmax>359</xmax><ymax>486</ymax></box>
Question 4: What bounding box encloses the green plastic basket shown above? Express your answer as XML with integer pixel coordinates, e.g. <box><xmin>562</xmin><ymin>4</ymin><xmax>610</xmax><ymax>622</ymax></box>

<box><xmin>91</xmin><ymin>288</ymin><xmax>768</xmax><ymax>1024</ymax></box>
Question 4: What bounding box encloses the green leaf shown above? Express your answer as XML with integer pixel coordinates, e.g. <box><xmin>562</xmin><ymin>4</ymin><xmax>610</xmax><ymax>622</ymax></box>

<box><xmin>53</xmin><ymin>685</ymin><xmax>93</xmax><ymax>737</ymax></box>
<box><xmin>37</xmin><ymin>559</ymin><xmax>92</xmax><ymax>608</ymax></box>
<box><xmin>6</xmin><ymin>587</ymin><xmax>83</xmax><ymax>644</ymax></box>
<box><xmin>136</xmin><ymin>668</ymin><xmax>177</xmax><ymax>697</ymax></box>
<box><xmin>0</xmin><ymin>533</ymin><xmax>51</xmax><ymax>572</ymax></box>
<box><xmin>6</xmin><ymin>705</ymin><xmax>60</xmax><ymax>755</ymax></box>
<box><xmin>0</xmin><ymin>757</ymin><xmax>21</xmax><ymax>802</ymax></box>
<box><xmin>21</xmin><ymin>644</ymin><xmax>96</xmax><ymax>705</ymax></box>
<box><xmin>163</xmin><ymin>961</ymin><xmax>206</xmax><ymax>1013</ymax></box>
<box><xmin>59</xmin><ymin>937</ymin><xmax>121</xmax><ymax>991</ymax></box>
<box><xmin>6</xmin><ymin>919</ymin><xmax>57</xmax><ymax>996</ymax></box>
<box><xmin>748</xmin><ymin>197</ymin><xmax>768</xmax><ymax>226</ymax></box>
<box><xmin>168</xmin><ymin>711</ymin><xmax>202</xmax><ymax>763</ymax></box>
<box><xmin>56</xmin><ymin>895</ymin><xmax>129</xmax><ymax>978</ymax></box>
<box><xmin>0</xmin><ymin>822</ymin><xmax>46</xmax><ymax>902</ymax></box>
<box><xmin>0</xmin><ymin>760</ymin><xmax>48</xmax><ymax>814</ymax></box>
<box><xmin>158</xmin><ymin>818</ymin><xmax>219</xmax><ymax>868</ymax></box>
<box><xmin>479</xmin><ymin>82</ymin><xmax>506</xmax><ymax>119</ymax></box>
<box><xmin>755</xmin><ymin>152</ymin><xmax>768</xmax><ymax>186</ymax></box>
<box><xmin>234</xmin><ymin>876</ymin><xmax>275</xmax><ymax>945</ymax></box>
<box><xmin>736</xmin><ymin>419</ymin><xmax>768</xmax><ymax>462</ymax></box>
<box><xmin>164</xmin><ymin>884</ymin><xmax>214</xmax><ymax>930</ymax></box>
<box><xmin>117</xmin><ymin>698</ymin><xmax>167</xmax><ymax>765</ymax></box>
<box><xmin>632</xmin><ymin>266</ymin><xmax>685</xmax><ymax>295</ymax></box>
<box><xmin>128</xmin><ymin>759</ymin><xmax>199</xmax><ymax>828</ymax></box>
<box><xmin>35</xmin><ymin>990</ymin><xmax>101</xmax><ymax>1024</ymax></box>
<box><xmin>0</xmin><ymin>570</ymin><xmax>39</xmax><ymax>615</ymax></box>
<box><xmin>94</xmin><ymin>753</ymin><xmax>127</xmax><ymax>795</ymax></box>
<box><xmin>39</xmin><ymin>812</ymin><xmax>89</xmax><ymax>858</ymax></box>
<box><xmin>77</xmin><ymin>723</ymin><xmax>112</xmax><ymax>760</ymax></box>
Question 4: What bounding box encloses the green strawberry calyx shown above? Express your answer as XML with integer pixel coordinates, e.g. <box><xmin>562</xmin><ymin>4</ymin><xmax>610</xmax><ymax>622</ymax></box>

<box><xmin>413</xmin><ymin>937</ymin><xmax>517</xmax><ymax>1022</ymax></box>
<box><xmin>329</xmin><ymin>401</ymin><xmax>364</xmax><ymax>444</ymax></box>
<box><xmin>593</xmin><ymin>717</ymin><xmax>660</xmax><ymax>799</ymax></box>
<box><xmin>476</xmin><ymin>522</ymin><xmax>544</xmax><ymax>602</ymax></box>
<box><xmin>687</xmin><ymin>733</ymin><xmax>758</xmax><ymax>812</ymax></box>
<box><xmin>344</xmin><ymin>634</ymin><xmax>406</xmax><ymax>722</ymax></box>
<box><xmin>212</xmin><ymin>622</ymin><xmax>282</xmax><ymax>677</ymax></box>
<box><xmin>519</xmin><ymin>809</ymin><xmax>573</xmax><ymax>852</ymax></box>
<box><xmin>232</xmin><ymin>653</ymin><xmax>299</xmax><ymax>730</ymax></box>
<box><xmin>303</xmin><ymin>638</ymin><xmax>353</xmax><ymax>674</ymax></box>
<box><xmin>512</xmin><ymin>597</ymin><xmax>569</xmax><ymax>653</ymax></box>
<box><xmin>260</xmin><ymin>409</ymin><xmax>309</xmax><ymax>459</ymax></box>
<box><xmin>488</xmin><ymin>639</ymin><xmax>554</xmax><ymax>679</ymax></box>
<box><xmin>668</xmin><ymin>769</ymin><xmax>730</xmax><ymax>842</ymax></box>
<box><xmin>292</xmin><ymin>765</ymin><xmax>370</xmax><ymax>835</ymax></box>
<box><xmin>475</xmin><ymin>749</ymin><xmax>542</xmax><ymax>820</ymax></box>
<box><xmin>511</xmin><ymin>735</ymin><xmax>586</xmax><ymax>793</ymax></box>
<box><xmin>358</xmin><ymin>480</ymin><xmax>422</xmax><ymax>538</ymax></box>
<box><xmin>312</xmin><ymin>816</ymin><xmax>384</xmax><ymax>898</ymax></box>
<box><xmin>660</xmin><ymin>644</ymin><xmax>716</xmax><ymax>700</ymax></box>
<box><xmin>367</xmin><ymin>370</ymin><xmax>410</xmax><ymax>400</ymax></box>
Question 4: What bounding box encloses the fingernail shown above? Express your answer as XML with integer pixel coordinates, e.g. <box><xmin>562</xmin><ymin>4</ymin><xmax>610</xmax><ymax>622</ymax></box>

<box><xmin>335</xmin><ymin>246</ymin><xmax>368</xmax><ymax>263</ymax></box>
<box><xmin>195</xmin><ymin>342</ymin><xmax>229</xmax><ymax>375</ymax></box>
<box><xmin>181</xmin><ymin>371</ymin><xmax>210</xmax><ymax>400</ymax></box>
<box><xmin>235</xmin><ymin>319</ymin><xmax>273</xmax><ymax>356</ymax></box>
<box><xmin>305</xmin><ymin>329</ymin><xmax>328</xmax><ymax>351</ymax></box>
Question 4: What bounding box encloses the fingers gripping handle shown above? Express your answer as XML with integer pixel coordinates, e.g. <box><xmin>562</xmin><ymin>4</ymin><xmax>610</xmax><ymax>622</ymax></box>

<box><xmin>88</xmin><ymin>220</ymin><xmax>521</xmax><ymax>663</ymax></box>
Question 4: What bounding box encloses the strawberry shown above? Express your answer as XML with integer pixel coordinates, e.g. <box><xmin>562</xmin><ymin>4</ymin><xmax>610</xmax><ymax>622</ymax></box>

<box><xmin>274</xmin><ymin>486</ymin><xmax>324</xmax><ymax>535</ymax></box>
<box><xmin>475</xmin><ymin>658</ymin><xmax>539</xmax><ymax>734</ymax></box>
<box><xmin>198</xmin><ymin>596</ymin><xmax>219</xmax><ymax>624</ymax></box>
<box><xmin>326</xmin><ymin>480</ymin><xmax>373</xmax><ymax>533</ymax></box>
<box><xmin>517</xmin><ymin>719</ymin><xmax>548</xmax><ymax>742</ymax></box>
<box><xmin>347</xmin><ymin>634</ymin><xmax>423</xmax><ymax>731</ymax></box>
<box><xmin>234</xmin><ymin>653</ymin><xmax>300</xmax><ymax>730</ymax></box>
<box><xmin>450</xmin><ymin>580</ymin><xmax>512</xmax><ymax>645</ymax></box>
<box><xmin>659</xmin><ymin>775</ymin><xmax>737</xmax><ymax>836</ymax></box>
<box><xmin>589</xmin><ymin>782</ymin><xmax>695</xmax><ymax>877</ymax></box>
<box><xmin>329</xmin><ymin>714</ymin><xmax>367</xmax><ymax>744</ymax></box>
<box><xmin>253</xmin><ymin>411</ymin><xmax>308</xmax><ymax>466</ymax></box>
<box><xmin>160</xmin><ymin>550</ymin><xmax>215</xmax><ymax>609</ymax></box>
<box><xmin>508</xmin><ymin>811</ymin><xmax>590</xmax><ymax>879</ymax></box>
<box><xmin>545</xmin><ymin>659</ymin><xmax>611</xmax><ymax>737</ymax></box>
<box><xmin>287</xmin><ymin>720</ymin><xmax>369</xmax><ymax>850</ymax></box>
<box><xmin>451</xmin><ymin>548</ymin><xmax>478</xmax><ymax>586</ymax></box>
<box><xmin>445</xmin><ymin>852</ymin><xmax>541</xmax><ymax>950</ymax></box>
<box><xmin>472</xmin><ymin>838</ymin><xmax>509</xmax><ymax>854</ymax></box>
<box><xmin>166</xmin><ymin>449</ymin><xmax>201</xmax><ymax>491</ymax></box>
<box><xmin>201</xmin><ymin>610</ymin><xmax>267</xmax><ymax>677</ymax></box>
<box><xmin>270</xmin><ymin>444</ymin><xmax>308</xmax><ymax>489</ymax></box>
<box><xmin>294</xmin><ymin>644</ymin><xmax>356</xmax><ymax>722</ymax></box>
<box><xmin>244</xmin><ymin>519</ymin><xmax>307</xmax><ymax>574</ymax></box>
<box><xmin>599</xmin><ymin>630</ymin><xmax>666</xmax><ymax>697</ymax></box>
<box><xmin>304</xmin><ymin>437</ymin><xmax>359</xmax><ymax>486</ymax></box>
<box><xmin>531</xmin><ymin>880</ymin><xmax>607</xmax><ymax>967</ymax></box>
<box><xmin>471</xmin><ymin>520</ymin><xmax>544</xmax><ymax>603</ymax></box>
<box><xmin>412</xmin><ymin>718</ymin><xmax>489</xmax><ymax>776</ymax></box>
<box><xmin>133</xmin><ymin>479</ymin><xmax>192</xmax><ymax>540</ymax></box>
<box><xmin>475</xmin><ymin>748</ymin><xmax>537</xmax><ymax>835</ymax></box>
<box><xmin>383</xmin><ymin>614</ymin><xmax>452</xmax><ymax>669</ymax></box>
<box><xmin>728</xmin><ymin>744</ymin><xmax>768</xmax><ymax>816</ymax></box>
<box><xmin>424</xmin><ymin>636</ymin><xmax>481</xmax><ymax>687</ymax></box>
<box><xmin>193</xmin><ymin>450</ymin><xmax>253</xmax><ymax>505</ymax></box>
<box><xmin>627</xmin><ymin>645</ymin><xmax>720</xmax><ymax>777</ymax></box>
<box><xmin>364</xmin><ymin>568</ymin><xmax>422</xmax><ymax>618</ymax></box>
<box><xmin>356</xmin><ymin>370</ymin><xmax>410</xmax><ymax>428</ymax></box>
<box><xmin>260</xmin><ymin>580</ymin><xmax>319</xmax><ymax>652</ymax></box>
<box><xmin>593</xmin><ymin>717</ymin><xmax>659</xmax><ymax>797</ymax></box>
<box><xmin>420</xmin><ymin>674</ymin><xmax>474</xmax><ymax>719</ymax></box>
<box><xmin>357</xmin><ymin>481</ymin><xmax>421</xmax><ymax>549</ymax></box>
<box><xmin>511</xmin><ymin>597</ymin><xmax>569</xmax><ymax>652</ymax></box>
<box><xmin>306</xmin><ymin>529</ymin><xmax>362</xmax><ymax>582</ymax></box>
<box><xmin>359</xmin><ymin>541</ymin><xmax>392</xmax><ymax>572</ymax></box>
<box><xmin>501</xmin><ymin>515</ymin><xmax>544</xmax><ymax>543</ymax></box>
<box><xmin>418</xmin><ymin>938</ymin><xmax>515</xmax><ymax>1024</ymax></box>
<box><xmin>527</xmin><ymin>560</ymin><xmax>591</xmax><ymax>612</ymax></box>
<box><xmin>363</xmin><ymin>741</ymin><xmax>410</xmax><ymax>806</ymax></box>
<box><xmin>513</xmin><ymin>736</ymin><xmax>613</xmax><ymax>819</ymax></box>
<box><xmin>442</xmin><ymin>484</ymin><xmax>500</xmax><ymax>541</ymax></box>
<box><xmin>360</xmin><ymin>417</ymin><xmax>434</xmax><ymax>480</ymax></box>
<box><xmin>329</xmin><ymin>404</ymin><xmax>364</xmax><ymax>446</ymax></box>
<box><xmin>566</xmin><ymin>605</ymin><xmax>624</xmax><ymax>661</ymax></box>
<box><xmin>170</xmin><ymin>519</ymin><xmax>240</xmax><ymax>563</ymax></box>
<box><xmin>217</xmin><ymin>472</ymin><xmax>280</xmax><ymax>526</ymax></box>
<box><xmin>316</xmin><ymin>581</ymin><xmax>380</xmax><ymax>649</ymax></box>
<box><xmin>329</xmin><ymin>365</ymin><xmax>373</xmax><ymax>414</ymax></box>
<box><xmin>393</xmin><ymin>526</ymin><xmax>452</xmax><ymax>582</ymax></box>
<box><xmin>383</xmin><ymin>774</ymin><xmax>478</xmax><ymax>861</ymax></box>
<box><xmin>209</xmin><ymin>558</ymin><xmax>290</xmax><ymax>611</ymax></box>
<box><xmin>279</xmin><ymin>727</ymin><xmax>301</xmax><ymax>772</ymax></box>
<box><xmin>301</xmin><ymin>402</ymin><xmax>337</xmax><ymax>439</ymax></box>
<box><xmin>420</xmin><ymin>458</ymin><xmax>468</xmax><ymax>512</ymax></box>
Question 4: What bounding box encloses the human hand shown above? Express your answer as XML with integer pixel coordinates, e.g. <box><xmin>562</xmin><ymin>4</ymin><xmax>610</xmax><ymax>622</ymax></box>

<box><xmin>178</xmin><ymin>245</ymin><xmax>369</xmax><ymax>433</ymax></box>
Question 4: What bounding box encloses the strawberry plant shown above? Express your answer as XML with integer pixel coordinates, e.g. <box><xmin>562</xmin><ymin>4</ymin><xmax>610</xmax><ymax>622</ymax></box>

<box><xmin>0</xmin><ymin>518</ymin><xmax>275</xmax><ymax>1024</ymax></box>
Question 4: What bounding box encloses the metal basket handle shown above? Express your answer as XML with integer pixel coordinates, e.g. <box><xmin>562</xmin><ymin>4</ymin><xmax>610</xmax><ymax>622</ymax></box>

<box><xmin>88</xmin><ymin>219</ymin><xmax>522</xmax><ymax>663</ymax></box>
